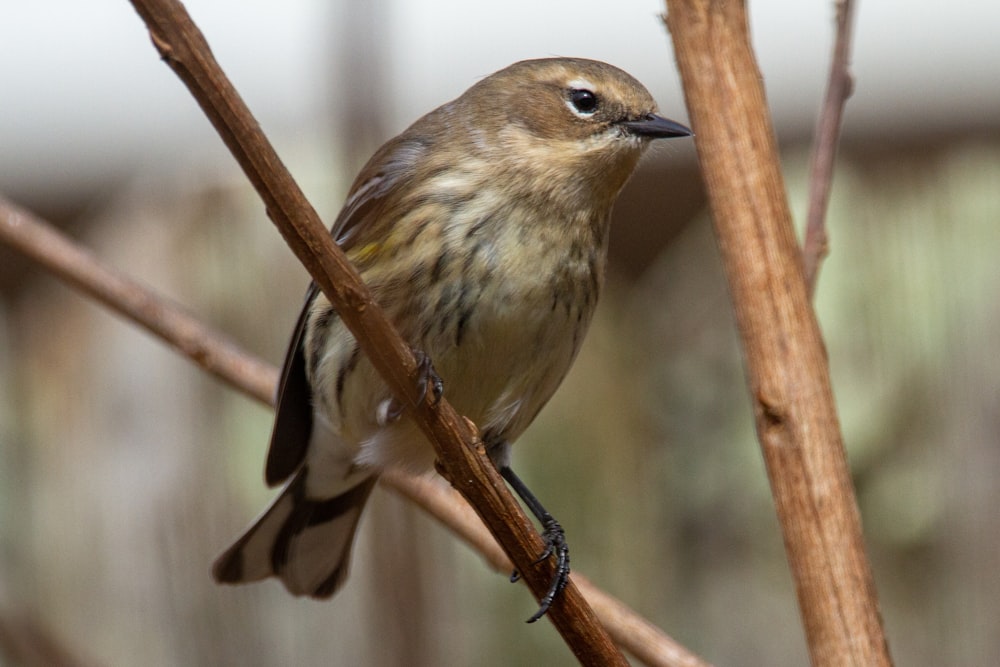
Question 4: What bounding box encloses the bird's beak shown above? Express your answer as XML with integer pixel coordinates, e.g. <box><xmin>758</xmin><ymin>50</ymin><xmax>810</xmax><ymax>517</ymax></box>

<box><xmin>621</xmin><ymin>114</ymin><xmax>692</xmax><ymax>138</ymax></box>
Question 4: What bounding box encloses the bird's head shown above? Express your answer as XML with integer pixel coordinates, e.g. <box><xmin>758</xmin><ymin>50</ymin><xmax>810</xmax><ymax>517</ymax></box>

<box><xmin>451</xmin><ymin>58</ymin><xmax>691</xmax><ymax>202</ymax></box>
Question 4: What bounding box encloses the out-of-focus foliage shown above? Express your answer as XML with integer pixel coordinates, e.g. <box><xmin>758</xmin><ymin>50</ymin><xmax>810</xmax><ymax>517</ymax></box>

<box><xmin>1</xmin><ymin>139</ymin><xmax>998</xmax><ymax>665</ymax></box>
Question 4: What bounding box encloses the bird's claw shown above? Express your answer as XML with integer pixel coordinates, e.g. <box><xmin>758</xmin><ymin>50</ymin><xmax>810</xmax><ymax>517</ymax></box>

<box><xmin>509</xmin><ymin>518</ymin><xmax>570</xmax><ymax>623</ymax></box>
<box><xmin>413</xmin><ymin>349</ymin><xmax>444</xmax><ymax>406</ymax></box>
<box><xmin>383</xmin><ymin>349</ymin><xmax>443</xmax><ymax>423</ymax></box>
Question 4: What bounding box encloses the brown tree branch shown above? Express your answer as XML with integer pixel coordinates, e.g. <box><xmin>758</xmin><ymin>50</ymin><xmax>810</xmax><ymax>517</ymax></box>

<box><xmin>383</xmin><ymin>470</ymin><xmax>711</xmax><ymax>667</ymax></box>
<box><xmin>803</xmin><ymin>0</ymin><xmax>858</xmax><ymax>297</ymax></box>
<box><xmin>126</xmin><ymin>1</ymin><xmax>616</xmax><ymax>661</ymax></box>
<box><xmin>663</xmin><ymin>1</ymin><xmax>892</xmax><ymax>665</ymax></box>
<box><xmin>121</xmin><ymin>0</ymin><xmax>623</xmax><ymax>663</ymax></box>
<box><xmin>0</xmin><ymin>196</ymin><xmax>712</xmax><ymax>667</ymax></box>
<box><xmin>0</xmin><ymin>195</ymin><xmax>277</xmax><ymax>405</ymax></box>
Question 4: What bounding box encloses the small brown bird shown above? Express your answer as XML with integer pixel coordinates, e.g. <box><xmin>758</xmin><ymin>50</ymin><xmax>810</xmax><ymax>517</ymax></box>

<box><xmin>213</xmin><ymin>57</ymin><xmax>690</xmax><ymax>620</ymax></box>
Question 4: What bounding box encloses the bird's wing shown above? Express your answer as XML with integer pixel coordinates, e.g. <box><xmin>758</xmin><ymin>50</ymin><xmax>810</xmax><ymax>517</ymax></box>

<box><xmin>264</xmin><ymin>282</ymin><xmax>319</xmax><ymax>486</ymax></box>
<box><xmin>263</xmin><ymin>137</ymin><xmax>430</xmax><ymax>486</ymax></box>
<box><xmin>332</xmin><ymin>136</ymin><xmax>431</xmax><ymax>251</ymax></box>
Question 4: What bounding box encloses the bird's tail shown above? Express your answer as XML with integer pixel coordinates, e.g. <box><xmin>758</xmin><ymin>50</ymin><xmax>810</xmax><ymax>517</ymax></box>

<box><xmin>212</xmin><ymin>471</ymin><xmax>377</xmax><ymax>598</ymax></box>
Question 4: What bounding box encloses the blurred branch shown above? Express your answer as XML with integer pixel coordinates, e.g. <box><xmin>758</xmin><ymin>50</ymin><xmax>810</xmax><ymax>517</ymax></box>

<box><xmin>0</xmin><ymin>195</ymin><xmax>277</xmax><ymax>405</ymax></box>
<box><xmin>0</xmin><ymin>611</ymin><xmax>95</xmax><ymax>667</ymax></box>
<box><xmin>803</xmin><ymin>0</ymin><xmax>858</xmax><ymax>297</ymax></box>
<box><xmin>384</xmin><ymin>470</ymin><xmax>711</xmax><ymax>667</ymax></box>
<box><xmin>663</xmin><ymin>1</ymin><xmax>892</xmax><ymax>665</ymax></box>
<box><xmin>125</xmin><ymin>1</ymin><xmax>624</xmax><ymax>663</ymax></box>
<box><xmin>0</xmin><ymin>195</ymin><xmax>711</xmax><ymax>667</ymax></box>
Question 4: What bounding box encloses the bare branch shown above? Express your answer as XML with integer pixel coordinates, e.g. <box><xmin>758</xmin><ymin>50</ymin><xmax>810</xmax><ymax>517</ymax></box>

<box><xmin>803</xmin><ymin>0</ymin><xmax>858</xmax><ymax>297</ymax></box>
<box><xmin>383</xmin><ymin>470</ymin><xmax>712</xmax><ymax>667</ymax></box>
<box><xmin>663</xmin><ymin>1</ymin><xmax>892</xmax><ymax>665</ymax></box>
<box><xmin>0</xmin><ymin>195</ymin><xmax>712</xmax><ymax>667</ymax></box>
<box><xmin>0</xmin><ymin>194</ymin><xmax>277</xmax><ymax>405</ymax></box>
<box><xmin>124</xmin><ymin>1</ymin><xmax>622</xmax><ymax>662</ymax></box>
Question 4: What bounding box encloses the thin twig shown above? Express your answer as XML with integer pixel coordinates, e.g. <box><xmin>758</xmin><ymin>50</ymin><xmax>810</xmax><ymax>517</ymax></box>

<box><xmin>664</xmin><ymin>0</ymin><xmax>891</xmax><ymax>665</ymax></box>
<box><xmin>0</xmin><ymin>194</ymin><xmax>277</xmax><ymax>405</ymax></box>
<box><xmin>803</xmin><ymin>0</ymin><xmax>857</xmax><ymax>298</ymax></box>
<box><xmin>0</xmin><ymin>195</ymin><xmax>712</xmax><ymax>667</ymax></box>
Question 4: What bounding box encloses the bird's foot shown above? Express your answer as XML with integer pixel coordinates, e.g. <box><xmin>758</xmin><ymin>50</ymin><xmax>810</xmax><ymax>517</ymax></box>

<box><xmin>380</xmin><ymin>348</ymin><xmax>443</xmax><ymax>424</ymax></box>
<box><xmin>509</xmin><ymin>517</ymin><xmax>571</xmax><ymax>623</ymax></box>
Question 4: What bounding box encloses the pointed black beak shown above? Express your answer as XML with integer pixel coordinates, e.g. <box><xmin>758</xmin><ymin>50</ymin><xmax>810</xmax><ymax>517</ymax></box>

<box><xmin>621</xmin><ymin>113</ymin><xmax>692</xmax><ymax>139</ymax></box>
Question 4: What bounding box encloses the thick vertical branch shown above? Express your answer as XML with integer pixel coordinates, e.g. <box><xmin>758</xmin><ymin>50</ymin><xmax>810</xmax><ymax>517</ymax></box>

<box><xmin>124</xmin><ymin>0</ymin><xmax>625</xmax><ymax>663</ymax></box>
<box><xmin>663</xmin><ymin>1</ymin><xmax>892</xmax><ymax>665</ymax></box>
<box><xmin>803</xmin><ymin>0</ymin><xmax>858</xmax><ymax>297</ymax></box>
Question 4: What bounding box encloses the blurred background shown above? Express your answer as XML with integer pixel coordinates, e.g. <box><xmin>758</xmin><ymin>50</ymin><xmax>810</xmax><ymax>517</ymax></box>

<box><xmin>1</xmin><ymin>1</ymin><xmax>998</xmax><ymax>665</ymax></box>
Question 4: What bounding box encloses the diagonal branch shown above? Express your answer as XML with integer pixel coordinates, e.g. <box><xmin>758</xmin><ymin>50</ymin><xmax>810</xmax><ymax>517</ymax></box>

<box><xmin>124</xmin><ymin>1</ymin><xmax>617</xmax><ymax>662</ymax></box>
<box><xmin>0</xmin><ymin>195</ymin><xmax>277</xmax><ymax>405</ymax></box>
<box><xmin>0</xmin><ymin>195</ymin><xmax>711</xmax><ymax>667</ymax></box>
<box><xmin>803</xmin><ymin>0</ymin><xmax>858</xmax><ymax>297</ymax></box>
<box><xmin>383</xmin><ymin>470</ymin><xmax>711</xmax><ymax>667</ymax></box>
<box><xmin>117</xmin><ymin>0</ymin><xmax>627</xmax><ymax>662</ymax></box>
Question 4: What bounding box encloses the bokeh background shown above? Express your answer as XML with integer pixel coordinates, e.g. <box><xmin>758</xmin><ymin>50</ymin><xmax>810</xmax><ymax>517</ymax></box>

<box><xmin>2</xmin><ymin>1</ymin><xmax>999</xmax><ymax>665</ymax></box>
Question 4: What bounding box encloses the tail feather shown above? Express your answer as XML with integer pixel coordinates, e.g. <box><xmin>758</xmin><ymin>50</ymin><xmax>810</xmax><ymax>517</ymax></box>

<box><xmin>213</xmin><ymin>471</ymin><xmax>377</xmax><ymax>598</ymax></box>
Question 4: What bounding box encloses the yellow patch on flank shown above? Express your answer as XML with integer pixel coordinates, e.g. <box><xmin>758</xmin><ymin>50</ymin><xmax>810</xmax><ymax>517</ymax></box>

<box><xmin>353</xmin><ymin>242</ymin><xmax>383</xmax><ymax>263</ymax></box>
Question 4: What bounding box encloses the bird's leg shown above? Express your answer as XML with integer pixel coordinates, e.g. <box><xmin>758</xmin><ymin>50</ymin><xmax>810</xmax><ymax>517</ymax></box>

<box><xmin>500</xmin><ymin>464</ymin><xmax>571</xmax><ymax>623</ymax></box>
<box><xmin>381</xmin><ymin>348</ymin><xmax>443</xmax><ymax>423</ymax></box>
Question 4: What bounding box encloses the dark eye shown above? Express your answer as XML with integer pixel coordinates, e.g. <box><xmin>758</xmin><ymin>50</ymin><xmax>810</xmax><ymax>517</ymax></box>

<box><xmin>569</xmin><ymin>88</ymin><xmax>598</xmax><ymax>114</ymax></box>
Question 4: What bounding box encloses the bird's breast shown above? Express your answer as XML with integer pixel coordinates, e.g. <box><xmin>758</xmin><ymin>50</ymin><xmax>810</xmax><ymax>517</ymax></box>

<box><xmin>405</xmin><ymin>203</ymin><xmax>607</xmax><ymax>441</ymax></box>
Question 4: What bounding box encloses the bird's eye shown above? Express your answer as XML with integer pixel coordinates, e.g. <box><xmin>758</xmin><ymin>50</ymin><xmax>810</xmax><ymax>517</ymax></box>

<box><xmin>569</xmin><ymin>89</ymin><xmax>599</xmax><ymax>115</ymax></box>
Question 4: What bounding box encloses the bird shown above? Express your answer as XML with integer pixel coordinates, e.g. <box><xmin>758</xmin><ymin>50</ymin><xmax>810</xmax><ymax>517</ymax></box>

<box><xmin>212</xmin><ymin>57</ymin><xmax>691</xmax><ymax>621</ymax></box>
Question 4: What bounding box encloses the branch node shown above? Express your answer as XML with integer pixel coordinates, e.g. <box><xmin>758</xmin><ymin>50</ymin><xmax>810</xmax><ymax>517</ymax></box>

<box><xmin>148</xmin><ymin>29</ymin><xmax>174</xmax><ymax>63</ymax></box>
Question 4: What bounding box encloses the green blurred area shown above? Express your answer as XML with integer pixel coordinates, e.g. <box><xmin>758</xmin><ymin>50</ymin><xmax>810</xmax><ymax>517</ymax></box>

<box><xmin>1</xmin><ymin>139</ymin><xmax>999</xmax><ymax>665</ymax></box>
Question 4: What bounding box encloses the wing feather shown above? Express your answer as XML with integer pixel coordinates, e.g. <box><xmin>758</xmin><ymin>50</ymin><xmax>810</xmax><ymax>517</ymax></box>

<box><xmin>263</xmin><ymin>136</ymin><xmax>431</xmax><ymax>485</ymax></box>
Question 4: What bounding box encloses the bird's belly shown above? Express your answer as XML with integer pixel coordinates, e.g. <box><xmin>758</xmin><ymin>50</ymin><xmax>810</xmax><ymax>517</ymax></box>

<box><xmin>431</xmin><ymin>289</ymin><xmax>587</xmax><ymax>440</ymax></box>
